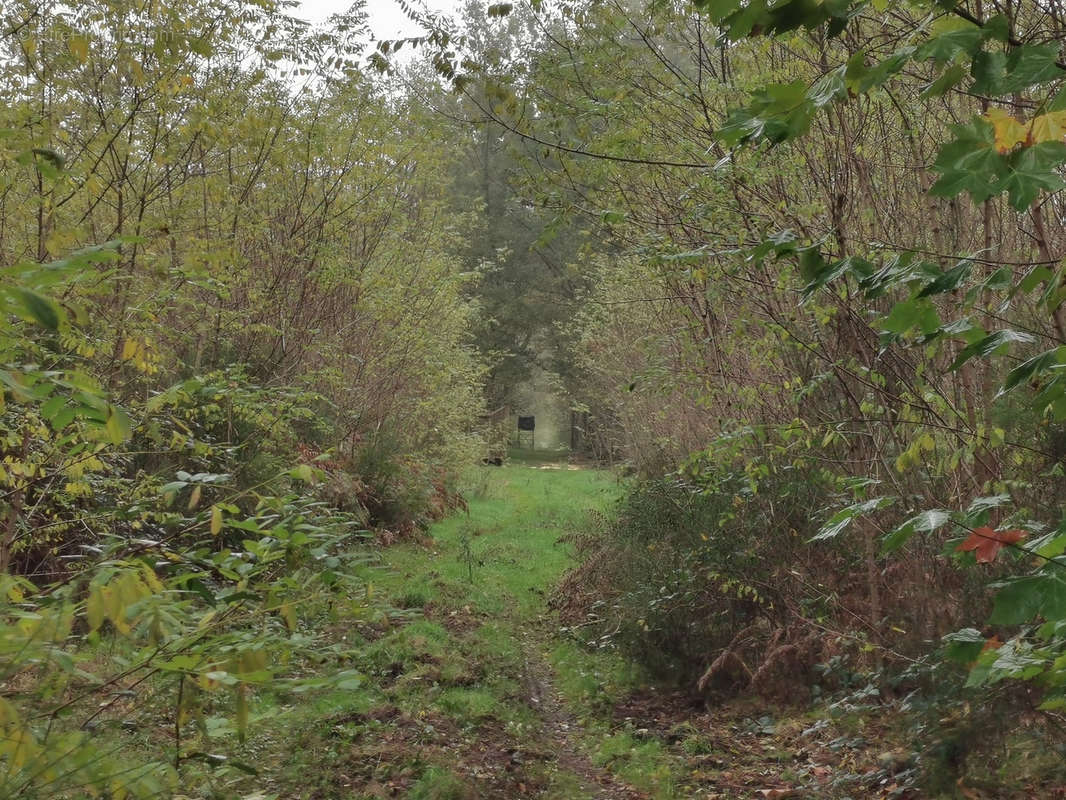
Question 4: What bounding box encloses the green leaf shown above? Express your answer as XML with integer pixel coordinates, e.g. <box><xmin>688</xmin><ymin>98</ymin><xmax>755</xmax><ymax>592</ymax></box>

<box><xmin>950</xmin><ymin>329</ymin><xmax>1035</xmax><ymax>371</ymax></box>
<box><xmin>1001</xmin><ymin>142</ymin><xmax>1066</xmax><ymax>210</ymax></box>
<box><xmin>879</xmin><ymin>298</ymin><xmax>940</xmax><ymax>336</ymax></box>
<box><xmin>965</xmin><ymin>494</ymin><xmax>1012</xmax><ymax>518</ymax></box>
<box><xmin>1001</xmin><ymin>347</ymin><xmax>1066</xmax><ymax>394</ymax></box>
<box><xmin>235</xmin><ymin>688</ymin><xmax>248</xmax><ymax>743</ymax></box>
<box><xmin>1038</xmin><ymin>691</ymin><xmax>1066</xmax><ymax>711</ymax></box>
<box><xmin>916</xmin><ymin>17</ymin><xmax>986</xmax><ymax>63</ymax></box>
<box><xmin>800</xmin><ymin>255</ymin><xmax>871</xmax><ymax>301</ymax></box>
<box><xmin>717</xmin><ymin>80</ymin><xmax>814</xmax><ymax>146</ymax></box>
<box><xmin>970</xmin><ymin>43</ymin><xmax>1065</xmax><ymax>96</ymax></box>
<box><xmin>882</xmin><ymin>509</ymin><xmax>952</xmax><ymax>554</ymax></box>
<box><xmin>917</xmin><ymin>261</ymin><xmax>971</xmax><ymax>298</ymax></box>
<box><xmin>846</xmin><ymin>47</ymin><xmax>914</xmax><ymax>95</ymax></box>
<box><xmin>40</xmin><ymin>394</ymin><xmax>66</xmax><ymax>421</ymax></box>
<box><xmin>810</xmin><ymin>496</ymin><xmax>895</xmax><ymax>542</ymax></box>
<box><xmin>51</xmin><ymin>407</ymin><xmax>76</xmax><ymax>431</ymax></box>
<box><xmin>989</xmin><ymin>573</ymin><xmax>1066</xmax><ymax>625</ymax></box>
<box><xmin>921</xmin><ymin>63</ymin><xmax>968</xmax><ymax>99</ymax></box>
<box><xmin>1024</xmin><ymin>530</ymin><xmax>1066</xmax><ymax>559</ymax></box>
<box><xmin>105</xmin><ymin>405</ymin><xmax>132</xmax><ymax>443</ymax></box>
<box><xmin>931</xmin><ymin>118</ymin><xmax>1007</xmax><ymax>203</ymax></box>
<box><xmin>289</xmin><ymin>464</ymin><xmax>315</xmax><ymax>483</ymax></box>
<box><xmin>10</xmin><ymin>287</ymin><xmax>61</xmax><ymax>329</ymax></box>
<box><xmin>942</xmin><ymin>628</ymin><xmax>985</xmax><ymax>663</ymax></box>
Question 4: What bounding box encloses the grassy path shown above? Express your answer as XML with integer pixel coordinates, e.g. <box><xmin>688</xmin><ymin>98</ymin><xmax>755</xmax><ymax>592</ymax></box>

<box><xmin>363</xmin><ymin>456</ymin><xmax>651</xmax><ymax>799</ymax></box>
<box><xmin>265</xmin><ymin>455</ymin><xmax>674</xmax><ymax>799</ymax></box>
<box><xmin>257</xmin><ymin>456</ymin><xmax>916</xmax><ymax>800</ymax></box>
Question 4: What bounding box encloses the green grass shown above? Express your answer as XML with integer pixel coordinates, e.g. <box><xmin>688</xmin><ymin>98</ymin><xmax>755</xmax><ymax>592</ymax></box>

<box><xmin>409</xmin><ymin>766</ymin><xmax>473</xmax><ymax>800</ymax></box>
<box><xmin>378</xmin><ymin>461</ymin><xmax>616</xmax><ymax>620</ymax></box>
<box><xmin>593</xmin><ymin>732</ymin><xmax>680</xmax><ymax>798</ymax></box>
<box><xmin>549</xmin><ymin>640</ymin><xmax>645</xmax><ymax>713</ymax></box>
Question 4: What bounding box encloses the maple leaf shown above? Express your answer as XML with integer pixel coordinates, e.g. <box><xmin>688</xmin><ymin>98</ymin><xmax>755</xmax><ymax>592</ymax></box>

<box><xmin>1030</xmin><ymin>110</ymin><xmax>1066</xmax><ymax>144</ymax></box>
<box><xmin>956</xmin><ymin>526</ymin><xmax>1027</xmax><ymax>563</ymax></box>
<box><xmin>986</xmin><ymin>108</ymin><xmax>1029</xmax><ymax>153</ymax></box>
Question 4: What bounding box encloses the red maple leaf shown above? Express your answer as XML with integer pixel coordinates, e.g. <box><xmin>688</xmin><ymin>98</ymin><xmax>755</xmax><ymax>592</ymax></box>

<box><xmin>956</xmin><ymin>526</ymin><xmax>1027</xmax><ymax>563</ymax></box>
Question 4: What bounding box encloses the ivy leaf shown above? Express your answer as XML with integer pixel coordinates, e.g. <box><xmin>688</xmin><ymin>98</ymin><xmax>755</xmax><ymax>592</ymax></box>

<box><xmin>956</xmin><ymin>526</ymin><xmax>1027</xmax><ymax>563</ymax></box>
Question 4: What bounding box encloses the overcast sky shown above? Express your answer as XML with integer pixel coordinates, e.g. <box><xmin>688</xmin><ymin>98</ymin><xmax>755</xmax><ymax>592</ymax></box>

<box><xmin>296</xmin><ymin>0</ymin><xmax>464</xmax><ymax>40</ymax></box>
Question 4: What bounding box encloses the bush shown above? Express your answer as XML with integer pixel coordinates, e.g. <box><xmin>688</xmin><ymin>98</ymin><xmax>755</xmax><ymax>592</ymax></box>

<box><xmin>557</xmin><ymin>456</ymin><xmax>838</xmax><ymax>690</ymax></box>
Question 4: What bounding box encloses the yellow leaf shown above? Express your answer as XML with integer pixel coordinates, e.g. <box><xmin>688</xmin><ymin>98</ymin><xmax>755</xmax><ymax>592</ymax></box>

<box><xmin>104</xmin><ymin>405</ymin><xmax>131</xmax><ymax>444</ymax></box>
<box><xmin>140</xmin><ymin>565</ymin><xmax>163</xmax><ymax>593</ymax></box>
<box><xmin>1030</xmin><ymin>110</ymin><xmax>1066</xmax><ymax>143</ymax></box>
<box><xmin>86</xmin><ymin>585</ymin><xmax>105</xmax><ymax>631</ymax></box>
<box><xmin>188</xmin><ymin>484</ymin><xmax>202</xmax><ymax>511</ymax></box>
<box><xmin>239</xmin><ymin>649</ymin><xmax>267</xmax><ymax>674</ymax></box>
<box><xmin>279</xmin><ymin>602</ymin><xmax>296</xmax><ymax>631</ymax></box>
<box><xmin>102</xmin><ymin>585</ymin><xmax>130</xmax><ymax>634</ymax></box>
<box><xmin>68</xmin><ymin>35</ymin><xmax>89</xmax><ymax>63</ymax></box>
<box><xmin>986</xmin><ymin>108</ymin><xmax>1028</xmax><ymax>153</ymax></box>
<box><xmin>210</xmin><ymin>505</ymin><xmax>222</xmax><ymax>535</ymax></box>
<box><xmin>0</xmin><ymin>696</ymin><xmax>21</xmax><ymax>727</ymax></box>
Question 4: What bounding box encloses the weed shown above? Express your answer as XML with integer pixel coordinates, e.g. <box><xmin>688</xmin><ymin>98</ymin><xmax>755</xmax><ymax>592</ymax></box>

<box><xmin>409</xmin><ymin>766</ymin><xmax>473</xmax><ymax>800</ymax></box>
<box><xmin>435</xmin><ymin>687</ymin><xmax>500</xmax><ymax>723</ymax></box>
<box><xmin>457</xmin><ymin>527</ymin><xmax>479</xmax><ymax>583</ymax></box>
<box><xmin>593</xmin><ymin>732</ymin><xmax>679</xmax><ymax>797</ymax></box>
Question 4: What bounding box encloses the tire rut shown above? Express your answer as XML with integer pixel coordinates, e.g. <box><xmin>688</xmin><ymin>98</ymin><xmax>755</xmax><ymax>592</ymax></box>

<box><xmin>520</xmin><ymin>635</ymin><xmax>647</xmax><ymax>800</ymax></box>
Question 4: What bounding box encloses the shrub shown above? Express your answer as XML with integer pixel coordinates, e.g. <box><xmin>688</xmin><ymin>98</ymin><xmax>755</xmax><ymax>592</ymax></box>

<box><xmin>557</xmin><ymin>454</ymin><xmax>838</xmax><ymax>690</ymax></box>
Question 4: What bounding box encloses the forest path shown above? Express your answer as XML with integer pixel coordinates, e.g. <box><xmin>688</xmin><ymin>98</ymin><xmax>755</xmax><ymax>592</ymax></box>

<box><xmin>270</xmin><ymin>453</ymin><xmax>915</xmax><ymax>799</ymax></box>
<box><xmin>330</xmin><ymin>454</ymin><xmax>917</xmax><ymax>800</ymax></box>
<box><xmin>339</xmin><ymin>452</ymin><xmax>657</xmax><ymax>799</ymax></box>
<box><xmin>517</xmin><ymin>627</ymin><xmax>647</xmax><ymax>800</ymax></box>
